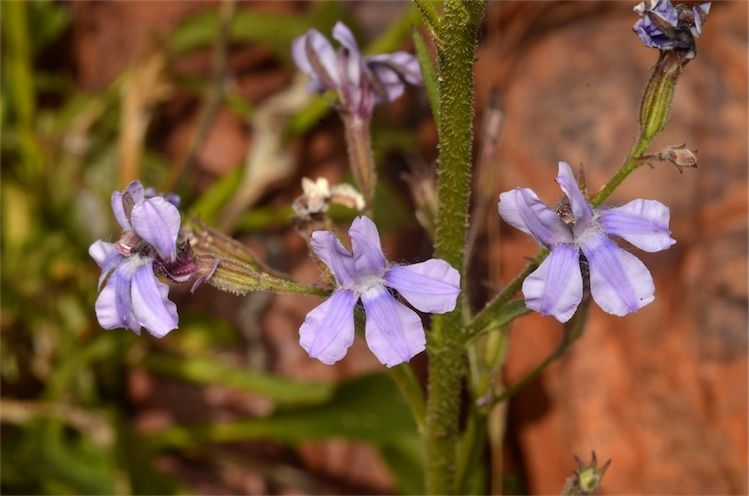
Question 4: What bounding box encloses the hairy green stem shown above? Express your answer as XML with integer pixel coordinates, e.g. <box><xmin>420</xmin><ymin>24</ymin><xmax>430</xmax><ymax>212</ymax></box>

<box><xmin>590</xmin><ymin>135</ymin><xmax>651</xmax><ymax>207</ymax></box>
<box><xmin>424</xmin><ymin>1</ymin><xmax>486</xmax><ymax>493</ymax></box>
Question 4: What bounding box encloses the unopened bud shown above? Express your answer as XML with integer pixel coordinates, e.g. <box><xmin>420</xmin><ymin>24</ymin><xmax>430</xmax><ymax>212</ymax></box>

<box><xmin>639</xmin><ymin>51</ymin><xmax>682</xmax><ymax>140</ymax></box>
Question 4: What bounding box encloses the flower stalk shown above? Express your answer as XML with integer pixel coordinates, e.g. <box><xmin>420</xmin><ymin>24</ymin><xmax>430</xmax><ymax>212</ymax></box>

<box><xmin>341</xmin><ymin>114</ymin><xmax>378</xmax><ymax>212</ymax></box>
<box><xmin>424</xmin><ymin>1</ymin><xmax>486</xmax><ymax>493</ymax></box>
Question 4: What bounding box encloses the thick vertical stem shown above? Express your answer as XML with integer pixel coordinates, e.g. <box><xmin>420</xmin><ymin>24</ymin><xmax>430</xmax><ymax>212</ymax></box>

<box><xmin>425</xmin><ymin>1</ymin><xmax>486</xmax><ymax>494</ymax></box>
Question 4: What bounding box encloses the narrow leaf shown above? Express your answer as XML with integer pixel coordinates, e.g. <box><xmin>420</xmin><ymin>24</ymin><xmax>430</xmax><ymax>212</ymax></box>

<box><xmin>412</xmin><ymin>28</ymin><xmax>440</xmax><ymax>129</ymax></box>
<box><xmin>140</xmin><ymin>354</ymin><xmax>334</xmax><ymax>406</ymax></box>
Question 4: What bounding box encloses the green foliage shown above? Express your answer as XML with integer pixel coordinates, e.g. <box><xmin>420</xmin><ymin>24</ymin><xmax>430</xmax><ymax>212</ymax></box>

<box><xmin>169</xmin><ymin>2</ymin><xmax>348</xmax><ymax>58</ymax></box>
<box><xmin>140</xmin><ymin>353</ymin><xmax>335</xmax><ymax>407</ymax></box>
<box><xmin>147</xmin><ymin>373</ymin><xmax>418</xmax><ymax>448</ymax></box>
<box><xmin>1</xmin><ymin>1</ymin><xmax>427</xmax><ymax>493</ymax></box>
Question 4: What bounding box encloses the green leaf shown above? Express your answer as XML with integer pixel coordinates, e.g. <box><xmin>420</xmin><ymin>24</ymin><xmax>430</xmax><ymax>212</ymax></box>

<box><xmin>2</xmin><ymin>419</ymin><xmax>118</xmax><ymax>495</ymax></box>
<box><xmin>147</xmin><ymin>373</ymin><xmax>417</xmax><ymax>449</ymax></box>
<box><xmin>27</xmin><ymin>0</ymin><xmax>72</xmax><ymax>54</ymax></box>
<box><xmin>412</xmin><ymin>28</ymin><xmax>440</xmax><ymax>128</ymax></box>
<box><xmin>188</xmin><ymin>164</ymin><xmax>243</xmax><ymax>224</ymax></box>
<box><xmin>140</xmin><ymin>353</ymin><xmax>334</xmax><ymax>407</ymax></box>
<box><xmin>232</xmin><ymin>205</ymin><xmax>294</xmax><ymax>232</ymax></box>
<box><xmin>114</xmin><ymin>418</ymin><xmax>183</xmax><ymax>494</ymax></box>
<box><xmin>378</xmin><ymin>435</ymin><xmax>425</xmax><ymax>495</ymax></box>
<box><xmin>466</xmin><ymin>299</ymin><xmax>530</xmax><ymax>344</ymax></box>
<box><xmin>169</xmin><ymin>2</ymin><xmax>345</xmax><ymax>57</ymax></box>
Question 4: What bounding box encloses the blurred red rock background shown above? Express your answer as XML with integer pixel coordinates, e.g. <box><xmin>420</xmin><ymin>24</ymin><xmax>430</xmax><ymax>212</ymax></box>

<box><xmin>51</xmin><ymin>0</ymin><xmax>749</xmax><ymax>493</ymax></box>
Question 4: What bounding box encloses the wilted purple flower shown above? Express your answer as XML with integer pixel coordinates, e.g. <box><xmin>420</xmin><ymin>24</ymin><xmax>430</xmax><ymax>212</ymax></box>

<box><xmin>498</xmin><ymin>162</ymin><xmax>675</xmax><ymax>323</ymax></box>
<box><xmin>90</xmin><ymin>181</ymin><xmax>186</xmax><ymax>337</ymax></box>
<box><xmin>292</xmin><ymin>22</ymin><xmax>422</xmax><ymax>118</ymax></box>
<box><xmin>633</xmin><ymin>0</ymin><xmax>711</xmax><ymax>51</ymax></box>
<box><xmin>300</xmin><ymin>216</ymin><xmax>460</xmax><ymax>367</ymax></box>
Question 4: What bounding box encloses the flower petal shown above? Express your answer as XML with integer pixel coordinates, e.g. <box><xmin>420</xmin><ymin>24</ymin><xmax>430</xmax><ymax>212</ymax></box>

<box><xmin>651</xmin><ymin>0</ymin><xmax>679</xmax><ymax>26</ymax></box>
<box><xmin>368</xmin><ymin>64</ymin><xmax>406</xmax><ymax>102</ymax></box>
<box><xmin>598</xmin><ymin>199</ymin><xmax>676</xmax><ymax>252</ymax></box>
<box><xmin>361</xmin><ymin>287</ymin><xmax>425</xmax><ymax>367</ymax></box>
<box><xmin>291</xmin><ymin>34</ymin><xmax>316</xmax><ymax>84</ymax></box>
<box><xmin>330</xmin><ymin>22</ymin><xmax>364</xmax><ymax>111</ymax></box>
<box><xmin>522</xmin><ymin>243</ymin><xmax>583</xmax><ymax>323</ymax></box>
<box><xmin>95</xmin><ymin>262</ymin><xmax>140</xmax><ymax>333</ymax></box>
<box><xmin>367</xmin><ymin>52</ymin><xmax>423</xmax><ymax>102</ymax></box>
<box><xmin>332</xmin><ymin>21</ymin><xmax>360</xmax><ymax>55</ymax></box>
<box><xmin>130</xmin><ymin>197</ymin><xmax>181</xmax><ymax>261</ymax></box>
<box><xmin>368</xmin><ymin>52</ymin><xmax>423</xmax><ymax>86</ymax></box>
<box><xmin>292</xmin><ymin>29</ymin><xmax>339</xmax><ymax>92</ymax></box>
<box><xmin>310</xmin><ymin>230</ymin><xmax>356</xmax><ymax>287</ymax></box>
<box><xmin>130</xmin><ymin>261</ymin><xmax>178</xmax><ymax>338</ymax></box>
<box><xmin>498</xmin><ymin>188</ymin><xmax>571</xmax><ymax>246</ymax></box>
<box><xmin>89</xmin><ymin>239</ymin><xmax>119</xmax><ymax>269</ymax></box>
<box><xmin>111</xmin><ymin>181</ymin><xmax>144</xmax><ymax>230</ymax></box>
<box><xmin>581</xmin><ymin>232</ymin><xmax>655</xmax><ymax>316</ymax></box>
<box><xmin>384</xmin><ymin>259</ymin><xmax>460</xmax><ymax>314</ymax></box>
<box><xmin>349</xmin><ymin>216</ymin><xmax>387</xmax><ymax>277</ymax></box>
<box><xmin>556</xmin><ymin>161</ymin><xmax>593</xmax><ymax>231</ymax></box>
<box><xmin>299</xmin><ymin>289</ymin><xmax>357</xmax><ymax>365</ymax></box>
<box><xmin>89</xmin><ymin>240</ymin><xmax>124</xmax><ymax>289</ymax></box>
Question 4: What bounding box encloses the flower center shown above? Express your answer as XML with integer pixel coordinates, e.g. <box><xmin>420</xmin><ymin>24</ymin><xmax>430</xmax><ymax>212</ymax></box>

<box><xmin>352</xmin><ymin>274</ymin><xmax>385</xmax><ymax>296</ymax></box>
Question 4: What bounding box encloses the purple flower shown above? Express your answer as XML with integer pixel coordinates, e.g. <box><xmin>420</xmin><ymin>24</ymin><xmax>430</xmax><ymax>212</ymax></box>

<box><xmin>300</xmin><ymin>216</ymin><xmax>460</xmax><ymax>367</ymax></box>
<box><xmin>90</xmin><ymin>181</ymin><xmax>184</xmax><ymax>337</ymax></box>
<box><xmin>633</xmin><ymin>0</ymin><xmax>711</xmax><ymax>51</ymax></box>
<box><xmin>292</xmin><ymin>22</ymin><xmax>422</xmax><ymax>118</ymax></box>
<box><xmin>498</xmin><ymin>162</ymin><xmax>675</xmax><ymax>323</ymax></box>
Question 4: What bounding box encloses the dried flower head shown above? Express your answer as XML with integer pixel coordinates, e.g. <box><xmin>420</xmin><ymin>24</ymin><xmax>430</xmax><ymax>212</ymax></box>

<box><xmin>292</xmin><ymin>177</ymin><xmax>365</xmax><ymax>221</ymax></box>
<box><xmin>633</xmin><ymin>0</ymin><xmax>711</xmax><ymax>56</ymax></box>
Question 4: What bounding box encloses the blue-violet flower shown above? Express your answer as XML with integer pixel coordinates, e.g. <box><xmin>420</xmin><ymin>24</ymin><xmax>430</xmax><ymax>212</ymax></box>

<box><xmin>498</xmin><ymin>162</ymin><xmax>675</xmax><ymax>323</ymax></box>
<box><xmin>89</xmin><ymin>181</ymin><xmax>190</xmax><ymax>337</ymax></box>
<box><xmin>292</xmin><ymin>21</ymin><xmax>422</xmax><ymax>119</ymax></box>
<box><xmin>633</xmin><ymin>0</ymin><xmax>711</xmax><ymax>51</ymax></box>
<box><xmin>300</xmin><ymin>216</ymin><xmax>460</xmax><ymax>367</ymax></box>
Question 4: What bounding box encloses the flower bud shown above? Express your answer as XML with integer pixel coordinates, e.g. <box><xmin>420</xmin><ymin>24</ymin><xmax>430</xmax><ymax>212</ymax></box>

<box><xmin>639</xmin><ymin>51</ymin><xmax>681</xmax><ymax>140</ymax></box>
